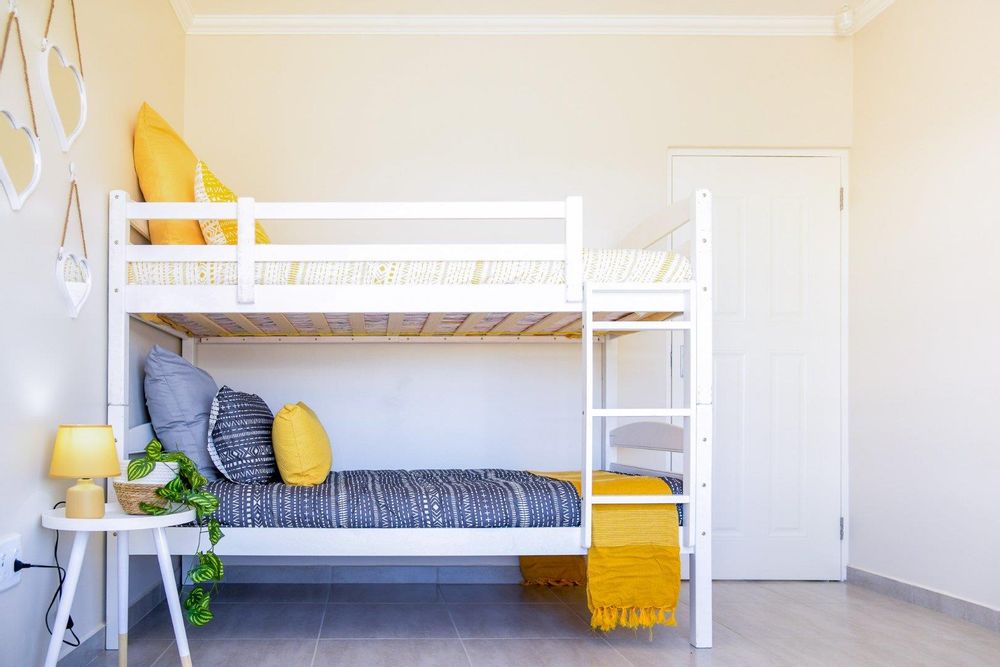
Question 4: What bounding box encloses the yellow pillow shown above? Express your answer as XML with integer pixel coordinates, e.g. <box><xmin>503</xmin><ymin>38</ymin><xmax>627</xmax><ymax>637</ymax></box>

<box><xmin>132</xmin><ymin>103</ymin><xmax>205</xmax><ymax>245</ymax></box>
<box><xmin>271</xmin><ymin>402</ymin><xmax>331</xmax><ymax>486</ymax></box>
<box><xmin>194</xmin><ymin>161</ymin><xmax>270</xmax><ymax>244</ymax></box>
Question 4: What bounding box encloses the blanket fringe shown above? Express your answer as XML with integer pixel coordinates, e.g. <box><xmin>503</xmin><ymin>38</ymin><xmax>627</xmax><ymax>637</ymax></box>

<box><xmin>521</xmin><ymin>578</ymin><xmax>583</xmax><ymax>587</ymax></box>
<box><xmin>590</xmin><ymin>606</ymin><xmax>676</xmax><ymax>632</ymax></box>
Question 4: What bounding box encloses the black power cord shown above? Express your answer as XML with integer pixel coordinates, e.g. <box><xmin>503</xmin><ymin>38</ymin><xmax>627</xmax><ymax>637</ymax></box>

<box><xmin>14</xmin><ymin>501</ymin><xmax>80</xmax><ymax>648</ymax></box>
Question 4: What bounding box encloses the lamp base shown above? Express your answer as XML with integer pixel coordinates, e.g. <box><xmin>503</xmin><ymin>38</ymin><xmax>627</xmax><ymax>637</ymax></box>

<box><xmin>65</xmin><ymin>478</ymin><xmax>106</xmax><ymax>518</ymax></box>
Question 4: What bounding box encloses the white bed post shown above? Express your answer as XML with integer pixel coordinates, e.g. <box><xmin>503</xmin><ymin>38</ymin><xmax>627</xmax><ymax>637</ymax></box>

<box><xmin>600</xmin><ymin>336</ymin><xmax>618</xmax><ymax>470</ymax></box>
<box><xmin>581</xmin><ymin>284</ymin><xmax>594</xmax><ymax>548</ymax></box>
<box><xmin>236</xmin><ymin>196</ymin><xmax>256</xmax><ymax>304</ymax></box>
<box><xmin>689</xmin><ymin>189</ymin><xmax>714</xmax><ymax>649</ymax></box>
<box><xmin>565</xmin><ymin>196</ymin><xmax>583</xmax><ymax>302</ymax></box>
<box><xmin>106</xmin><ymin>190</ymin><xmax>129</xmax><ymax>650</ymax></box>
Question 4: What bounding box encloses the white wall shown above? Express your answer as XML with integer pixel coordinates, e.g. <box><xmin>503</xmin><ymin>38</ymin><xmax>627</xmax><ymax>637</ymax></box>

<box><xmin>0</xmin><ymin>2</ymin><xmax>185</xmax><ymax>662</ymax></box>
<box><xmin>183</xmin><ymin>34</ymin><xmax>852</xmax><ymax>248</ymax></box>
<box><xmin>849</xmin><ymin>0</ymin><xmax>1000</xmax><ymax>611</ymax></box>
<box><xmin>178</xmin><ymin>28</ymin><xmax>852</xmax><ymax>468</ymax></box>
<box><xmin>168</xmin><ymin>29</ymin><xmax>852</xmax><ymax>578</ymax></box>
<box><xmin>197</xmin><ymin>342</ymin><xmax>586</xmax><ymax>471</ymax></box>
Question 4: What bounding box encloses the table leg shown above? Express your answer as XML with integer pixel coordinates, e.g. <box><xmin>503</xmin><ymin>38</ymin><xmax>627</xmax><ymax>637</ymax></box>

<box><xmin>152</xmin><ymin>527</ymin><xmax>192</xmax><ymax>667</ymax></box>
<box><xmin>117</xmin><ymin>531</ymin><xmax>129</xmax><ymax>667</ymax></box>
<box><xmin>43</xmin><ymin>531</ymin><xmax>90</xmax><ymax>667</ymax></box>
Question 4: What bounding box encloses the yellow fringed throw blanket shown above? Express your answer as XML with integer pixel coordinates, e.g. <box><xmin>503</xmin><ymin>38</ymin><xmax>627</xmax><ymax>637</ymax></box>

<box><xmin>520</xmin><ymin>471</ymin><xmax>681</xmax><ymax>632</ymax></box>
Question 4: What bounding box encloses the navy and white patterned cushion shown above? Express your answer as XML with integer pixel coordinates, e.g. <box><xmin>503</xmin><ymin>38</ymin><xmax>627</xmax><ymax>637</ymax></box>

<box><xmin>207</xmin><ymin>386</ymin><xmax>277</xmax><ymax>484</ymax></box>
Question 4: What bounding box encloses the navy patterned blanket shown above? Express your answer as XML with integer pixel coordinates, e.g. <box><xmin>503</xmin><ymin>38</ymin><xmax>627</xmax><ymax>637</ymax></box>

<box><xmin>206</xmin><ymin>469</ymin><xmax>682</xmax><ymax>528</ymax></box>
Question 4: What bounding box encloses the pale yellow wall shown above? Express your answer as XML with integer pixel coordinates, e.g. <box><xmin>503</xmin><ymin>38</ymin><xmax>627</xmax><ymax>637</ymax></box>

<box><xmin>183</xmin><ymin>34</ymin><xmax>852</xmax><ymax>247</ymax></box>
<box><xmin>850</xmin><ymin>0</ymin><xmax>1000</xmax><ymax>610</ymax></box>
<box><xmin>0</xmin><ymin>1</ymin><xmax>184</xmax><ymax>663</ymax></box>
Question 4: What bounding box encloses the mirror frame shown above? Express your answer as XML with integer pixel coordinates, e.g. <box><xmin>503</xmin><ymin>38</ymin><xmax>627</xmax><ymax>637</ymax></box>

<box><xmin>0</xmin><ymin>109</ymin><xmax>42</xmax><ymax>211</ymax></box>
<box><xmin>39</xmin><ymin>43</ymin><xmax>88</xmax><ymax>153</ymax></box>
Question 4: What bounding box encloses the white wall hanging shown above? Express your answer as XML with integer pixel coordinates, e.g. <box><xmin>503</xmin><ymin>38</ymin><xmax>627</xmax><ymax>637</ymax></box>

<box><xmin>56</xmin><ymin>164</ymin><xmax>91</xmax><ymax>318</ymax></box>
<box><xmin>0</xmin><ymin>3</ymin><xmax>42</xmax><ymax>210</ymax></box>
<box><xmin>38</xmin><ymin>0</ymin><xmax>86</xmax><ymax>152</ymax></box>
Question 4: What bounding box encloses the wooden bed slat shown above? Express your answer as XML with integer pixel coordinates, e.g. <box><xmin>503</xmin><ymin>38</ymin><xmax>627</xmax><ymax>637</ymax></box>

<box><xmin>270</xmin><ymin>313</ymin><xmax>299</xmax><ymax>335</ymax></box>
<box><xmin>556</xmin><ymin>317</ymin><xmax>583</xmax><ymax>334</ymax></box>
<box><xmin>421</xmin><ymin>313</ymin><xmax>444</xmax><ymax>335</ymax></box>
<box><xmin>488</xmin><ymin>312</ymin><xmax>531</xmax><ymax>335</ymax></box>
<box><xmin>187</xmin><ymin>314</ymin><xmax>230</xmax><ymax>337</ymax></box>
<box><xmin>227</xmin><ymin>313</ymin><xmax>265</xmax><ymax>336</ymax></box>
<box><xmin>349</xmin><ymin>314</ymin><xmax>366</xmax><ymax>336</ymax></box>
<box><xmin>522</xmin><ymin>312</ymin><xmax>574</xmax><ymax>334</ymax></box>
<box><xmin>386</xmin><ymin>313</ymin><xmax>405</xmax><ymax>336</ymax></box>
<box><xmin>308</xmin><ymin>313</ymin><xmax>333</xmax><ymax>335</ymax></box>
<box><xmin>455</xmin><ymin>312</ymin><xmax>487</xmax><ymax>335</ymax></box>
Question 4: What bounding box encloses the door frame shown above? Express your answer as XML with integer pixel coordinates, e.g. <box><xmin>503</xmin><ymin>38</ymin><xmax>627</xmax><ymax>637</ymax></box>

<box><xmin>667</xmin><ymin>147</ymin><xmax>850</xmax><ymax>580</ymax></box>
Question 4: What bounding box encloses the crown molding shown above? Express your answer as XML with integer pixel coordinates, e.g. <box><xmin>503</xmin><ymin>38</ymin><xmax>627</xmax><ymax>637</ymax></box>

<box><xmin>853</xmin><ymin>0</ymin><xmax>895</xmax><ymax>33</ymax></box>
<box><xmin>169</xmin><ymin>2</ymin><xmax>895</xmax><ymax>38</ymax></box>
<box><xmin>169</xmin><ymin>0</ymin><xmax>194</xmax><ymax>33</ymax></box>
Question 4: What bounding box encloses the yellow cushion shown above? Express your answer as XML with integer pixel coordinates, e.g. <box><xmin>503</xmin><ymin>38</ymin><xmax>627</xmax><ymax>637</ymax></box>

<box><xmin>194</xmin><ymin>161</ymin><xmax>270</xmax><ymax>244</ymax></box>
<box><xmin>271</xmin><ymin>402</ymin><xmax>331</xmax><ymax>486</ymax></box>
<box><xmin>132</xmin><ymin>103</ymin><xmax>205</xmax><ymax>245</ymax></box>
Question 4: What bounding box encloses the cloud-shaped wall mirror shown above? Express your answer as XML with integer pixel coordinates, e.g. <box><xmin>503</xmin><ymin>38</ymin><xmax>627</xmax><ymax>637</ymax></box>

<box><xmin>0</xmin><ymin>109</ymin><xmax>41</xmax><ymax>210</ymax></box>
<box><xmin>40</xmin><ymin>43</ymin><xmax>87</xmax><ymax>152</ymax></box>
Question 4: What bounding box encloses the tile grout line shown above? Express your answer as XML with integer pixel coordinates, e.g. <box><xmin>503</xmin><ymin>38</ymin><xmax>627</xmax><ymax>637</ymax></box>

<box><xmin>147</xmin><ymin>638</ymin><xmax>176</xmax><ymax>667</ymax></box>
<box><xmin>443</xmin><ymin>589</ymin><xmax>475</xmax><ymax>667</ymax></box>
<box><xmin>552</xmin><ymin>585</ymin><xmax>637</xmax><ymax>666</ymax></box>
<box><xmin>308</xmin><ymin>584</ymin><xmax>332</xmax><ymax>667</ymax></box>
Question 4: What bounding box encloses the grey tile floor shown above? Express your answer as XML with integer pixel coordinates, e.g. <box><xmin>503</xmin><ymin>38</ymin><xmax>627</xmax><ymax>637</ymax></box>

<box><xmin>84</xmin><ymin>582</ymin><xmax>1000</xmax><ymax>666</ymax></box>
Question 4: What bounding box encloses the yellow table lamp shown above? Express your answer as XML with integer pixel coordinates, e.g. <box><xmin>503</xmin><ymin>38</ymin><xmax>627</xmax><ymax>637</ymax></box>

<box><xmin>49</xmin><ymin>425</ymin><xmax>121</xmax><ymax>518</ymax></box>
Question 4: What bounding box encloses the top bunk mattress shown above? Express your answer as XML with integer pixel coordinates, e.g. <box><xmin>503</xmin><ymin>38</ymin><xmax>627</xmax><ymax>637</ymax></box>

<box><xmin>206</xmin><ymin>468</ymin><xmax>684</xmax><ymax>529</ymax></box>
<box><xmin>128</xmin><ymin>248</ymin><xmax>691</xmax><ymax>287</ymax></box>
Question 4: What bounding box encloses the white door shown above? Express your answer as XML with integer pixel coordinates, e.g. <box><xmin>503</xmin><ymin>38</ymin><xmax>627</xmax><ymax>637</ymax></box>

<box><xmin>672</xmin><ymin>154</ymin><xmax>844</xmax><ymax>580</ymax></box>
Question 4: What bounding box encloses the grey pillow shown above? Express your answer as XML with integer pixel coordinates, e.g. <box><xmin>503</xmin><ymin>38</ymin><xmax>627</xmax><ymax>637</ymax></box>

<box><xmin>207</xmin><ymin>386</ymin><xmax>277</xmax><ymax>484</ymax></box>
<box><xmin>144</xmin><ymin>345</ymin><xmax>220</xmax><ymax>480</ymax></box>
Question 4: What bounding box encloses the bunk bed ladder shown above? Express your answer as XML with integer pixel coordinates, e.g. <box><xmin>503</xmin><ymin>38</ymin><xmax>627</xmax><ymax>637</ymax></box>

<box><xmin>580</xmin><ymin>283</ymin><xmax>694</xmax><ymax>550</ymax></box>
<box><xmin>582</xmin><ymin>189</ymin><xmax>714</xmax><ymax>649</ymax></box>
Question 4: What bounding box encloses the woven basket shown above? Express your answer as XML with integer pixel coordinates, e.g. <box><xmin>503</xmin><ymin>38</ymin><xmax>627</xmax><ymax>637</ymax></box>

<box><xmin>114</xmin><ymin>482</ymin><xmax>167</xmax><ymax>515</ymax></box>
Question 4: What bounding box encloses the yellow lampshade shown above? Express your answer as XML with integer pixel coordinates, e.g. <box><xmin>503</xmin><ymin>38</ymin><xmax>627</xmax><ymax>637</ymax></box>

<box><xmin>49</xmin><ymin>425</ymin><xmax>121</xmax><ymax>479</ymax></box>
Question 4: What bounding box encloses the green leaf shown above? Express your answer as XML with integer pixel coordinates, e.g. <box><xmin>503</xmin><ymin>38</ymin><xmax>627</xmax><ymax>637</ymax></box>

<box><xmin>199</xmin><ymin>551</ymin><xmax>224</xmax><ymax>580</ymax></box>
<box><xmin>186</xmin><ymin>492</ymin><xmax>219</xmax><ymax>515</ymax></box>
<box><xmin>165</xmin><ymin>475</ymin><xmax>187</xmax><ymax>494</ymax></box>
<box><xmin>127</xmin><ymin>458</ymin><xmax>154</xmax><ymax>481</ymax></box>
<box><xmin>145</xmin><ymin>439</ymin><xmax>163</xmax><ymax>461</ymax></box>
<box><xmin>156</xmin><ymin>486</ymin><xmax>185</xmax><ymax>503</ymax></box>
<box><xmin>186</xmin><ymin>606</ymin><xmax>214</xmax><ymax>626</ymax></box>
<box><xmin>187</xmin><ymin>471</ymin><xmax>208</xmax><ymax>490</ymax></box>
<box><xmin>207</xmin><ymin>520</ymin><xmax>224</xmax><ymax>546</ymax></box>
<box><xmin>138</xmin><ymin>501</ymin><xmax>168</xmax><ymax>516</ymax></box>
<box><xmin>184</xmin><ymin>586</ymin><xmax>209</xmax><ymax>611</ymax></box>
<box><xmin>188</xmin><ymin>564</ymin><xmax>215</xmax><ymax>583</ymax></box>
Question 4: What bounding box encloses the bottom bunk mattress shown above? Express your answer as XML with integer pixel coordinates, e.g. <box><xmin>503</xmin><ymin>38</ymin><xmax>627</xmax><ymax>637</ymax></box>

<box><xmin>206</xmin><ymin>468</ymin><xmax>683</xmax><ymax>529</ymax></box>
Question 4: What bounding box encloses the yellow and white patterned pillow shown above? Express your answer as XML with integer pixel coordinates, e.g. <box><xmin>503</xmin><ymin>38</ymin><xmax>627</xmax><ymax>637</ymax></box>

<box><xmin>194</xmin><ymin>161</ymin><xmax>270</xmax><ymax>245</ymax></box>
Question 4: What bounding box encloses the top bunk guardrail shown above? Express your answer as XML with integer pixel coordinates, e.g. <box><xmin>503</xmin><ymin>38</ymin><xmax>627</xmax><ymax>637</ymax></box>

<box><xmin>110</xmin><ymin>190</ymin><xmax>709</xmax><ymax>322</ymax></box>
<box><xmin>114</xmin><ymin>194</ymin><xmax>585</xmax><ymax>303</ymax></box>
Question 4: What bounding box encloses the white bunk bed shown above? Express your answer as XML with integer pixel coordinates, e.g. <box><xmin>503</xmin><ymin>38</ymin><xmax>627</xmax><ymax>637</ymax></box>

<box><xmin>105</xmin><ymin>190</ymin><xmax>714</xmax><ymax>648</ymax></box>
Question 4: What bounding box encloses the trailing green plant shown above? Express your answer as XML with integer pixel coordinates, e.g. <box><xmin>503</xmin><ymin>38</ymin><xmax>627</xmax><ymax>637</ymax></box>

<box><xmin>128</xmin><ymin>438</ymin><xmax>224</xmax><ymax>626</ymax></box>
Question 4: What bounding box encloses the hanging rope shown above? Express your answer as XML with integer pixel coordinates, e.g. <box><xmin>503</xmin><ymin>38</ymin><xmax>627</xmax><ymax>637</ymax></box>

<box><xmin>43</xmin><ymin>0</ymin><xmax>83</xmax><ymax>76</ymax></box>
<box><xmin>59</xmin><ymin>177</ymin><xmax>87</xmax><ymax>259</ymax></box>
<box><xmin>0</xmin><ymin>8</ymin><xmax>39</xmax><ymax>135</ymax></box>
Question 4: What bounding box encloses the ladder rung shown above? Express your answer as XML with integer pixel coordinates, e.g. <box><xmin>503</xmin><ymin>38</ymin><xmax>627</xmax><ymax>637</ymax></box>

<box><xmin>586</xmin><ymin>282</ymin><xmax>695</xmax><ymax>293</ymax></box>
<box><xmin>589</xmin><ymin>320</ymin><xmax>691</xmax><ymax>332</ymax></box>
<box><xmin>589</xmin><ymin>494</ymin><xmax>690</xmax><ymax>505</ymax></box>
<box><xmin>590</xmin><ymin>408</ymin><xmax>691</xmax><ymax>418</ymax></box>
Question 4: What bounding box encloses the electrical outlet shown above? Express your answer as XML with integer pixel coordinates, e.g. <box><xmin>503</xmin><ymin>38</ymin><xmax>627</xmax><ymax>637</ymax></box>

<box><xmin>0</xmin><ymin>534</ymin><xmax>22</xmax><ymax>592</ymax></box>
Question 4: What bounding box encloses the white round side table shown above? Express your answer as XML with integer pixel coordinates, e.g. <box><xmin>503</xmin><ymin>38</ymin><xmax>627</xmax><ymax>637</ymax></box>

<box><xmin>41</xmin><ymin>504</ymin><xmax>197</xmax><ymax>667</ymax></box>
